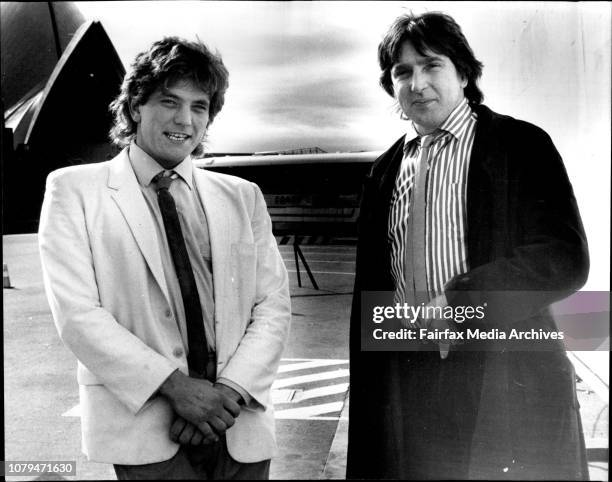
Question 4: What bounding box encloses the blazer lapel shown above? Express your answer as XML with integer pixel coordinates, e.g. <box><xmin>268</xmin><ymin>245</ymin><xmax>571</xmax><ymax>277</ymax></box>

<box><xmin>107</xmin><ymin>150</ymin><xmax>170</xmax><ymax>301</ymax></box>
<box><xmin>193</xmin><ymin>168</ymin><xmax>230</xmax><ymax>351</ymax></box>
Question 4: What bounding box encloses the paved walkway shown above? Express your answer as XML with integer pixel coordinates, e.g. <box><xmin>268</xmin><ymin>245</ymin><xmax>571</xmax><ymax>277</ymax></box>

<box><xmin>3</xmin><ymin>235</ymin><xmax>608</xmax><ymax>480</ymax></box>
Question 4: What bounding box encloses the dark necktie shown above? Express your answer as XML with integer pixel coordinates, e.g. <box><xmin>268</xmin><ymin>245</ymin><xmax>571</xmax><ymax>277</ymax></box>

<box><xmin>154</xmin><ymin>171</ymin><xmax>210</xmax><ymax>379</ymax></box>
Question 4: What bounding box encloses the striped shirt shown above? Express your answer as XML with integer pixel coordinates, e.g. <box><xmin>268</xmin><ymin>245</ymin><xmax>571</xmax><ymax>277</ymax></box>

<box><xmin>388</xmin><ymin>99</ymin><xmax>477</xmax><ymax>303</ymax></box>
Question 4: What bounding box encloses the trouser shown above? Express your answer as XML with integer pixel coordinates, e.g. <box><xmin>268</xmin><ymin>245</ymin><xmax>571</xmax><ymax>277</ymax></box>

<box><xmin>113</xmin><ymin>436</ymin><xmax>270</xmax><ymax>480</ymax></box>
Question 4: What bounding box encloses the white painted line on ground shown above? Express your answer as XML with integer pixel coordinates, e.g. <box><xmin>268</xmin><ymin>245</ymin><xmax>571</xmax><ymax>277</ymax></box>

<box><xmin>62</xmin><ymin>359</ymin><xmax>351</xmax><ymax>420</ymax></box>
<box><xmin>293</xmin><ymin>383</ymin><xmax>349</xmax><ymax>402</ymax></box>
<box><xmin>568</xmin><ymin>352</ymin><xmax>609</xmax><ymax>403</ymax></box>
<box><xmin>286</xmin><ymin>269</ymin><xmax>355</xmax><ymax>275</ymax></box>
<box><xmin>272</xmin><ymin>369</ymin><xmax>350</xmax><ymax>389</ymax></box>
<box><xmin>61</xmin><ymin>385</ymin><xmax>349</xmax><ymax>418</ymax></box>
<box><xmin>278</xmin><ymin>360</ymin><xmax>348</xmax><ymax>373</ymax></box>
<box><xmin>62</xmin><ymin>405</ymin><xmax>80</xmax><ymax>417</ymax></box>
<box><xmin>275</xmin><ymin>401</ymin><xmax>345</xmax><ymax>419</ymax></box>
<box><xmin>585</xmin><ymin>437</ymin><xmax>609</xmax><ymax>449</ymax></box>
<box><xmin>570</xmin><ymin>351</ymin><xmax>609</xmax><ymax>384</ymax></box>
<box><xmin>271</xmin><ymin>389</ymin><xmax>296</xmax><ymax>404</ymax></box>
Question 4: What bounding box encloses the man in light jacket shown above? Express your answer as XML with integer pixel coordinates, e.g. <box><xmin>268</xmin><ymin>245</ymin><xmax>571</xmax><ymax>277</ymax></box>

<box><xmin>39</xmin><ymin>36</ymin><xmax>291</xmax><ymax>480</ymax></box>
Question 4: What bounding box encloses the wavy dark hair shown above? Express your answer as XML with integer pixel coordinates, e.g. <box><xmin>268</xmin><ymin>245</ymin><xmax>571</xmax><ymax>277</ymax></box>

<box><xmin>109</xmin><ymin>36</ymin><xmax>229</xmax><ymax>158</ymax></box>
<box><xmin>378</xmin><ymin>12</ymin><xmax>484</xmax><ymax>105</ymax></box>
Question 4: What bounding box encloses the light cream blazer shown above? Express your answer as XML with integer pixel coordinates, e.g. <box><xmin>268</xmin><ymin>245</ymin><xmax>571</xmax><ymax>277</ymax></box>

<box><xmin>38</xmin><ymin>149</ymin><xmax>291</xmax><ymax>464</ymax></box>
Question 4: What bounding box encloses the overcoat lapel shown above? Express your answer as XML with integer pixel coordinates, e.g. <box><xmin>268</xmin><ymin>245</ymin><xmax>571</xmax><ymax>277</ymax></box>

<box><xmin>465</xmin><ymin>104</ymin><xmax>497</xmax><ymax>269</ymax></box>
<box><xmin>375</xmin><ymin>135</ymin><xmax>406</xmax><ymax>210</ymax></box>
<box><xmin>107</xmin><ymin>151</ymin><xmax>170</xmax><ymax>302</ymax></box>
<box><xmin>362</xmin><ymin>134</ymin><xmax>406</xmax><ymax>291</ymax></box>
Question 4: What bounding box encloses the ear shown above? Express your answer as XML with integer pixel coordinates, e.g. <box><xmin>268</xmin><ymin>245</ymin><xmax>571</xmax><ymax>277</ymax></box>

<box><xmin>129</xmin><ymin>100</ymin><xmax>141</xmax><ymax>123</ymax></box>
<box><xmin>460</xmin><ymin>74</ymin><xmax>468</xmax><ymax>89</ymax></box>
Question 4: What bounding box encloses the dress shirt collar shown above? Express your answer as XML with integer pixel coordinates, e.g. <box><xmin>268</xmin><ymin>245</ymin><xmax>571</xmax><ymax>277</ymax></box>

<box><xmin>404</xmin><ymin>97</ymin><xmax>474</xmax><ymax>150</ymax></box>
<box><xmin>128</xmin><ymin>141</ymin><xmax>194</xmax><ymax>190</ymax></box>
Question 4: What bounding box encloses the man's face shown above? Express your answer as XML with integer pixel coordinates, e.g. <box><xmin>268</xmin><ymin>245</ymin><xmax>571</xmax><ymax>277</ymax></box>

<box><xmin>391</xmin><ymin>41</ymin><xmax>467</xmax><ymax>135</ymax></box>
<box><xmin>132</xmin><ymin>79</ymin><xmax>210</xmax><ymax>168</ymax></box>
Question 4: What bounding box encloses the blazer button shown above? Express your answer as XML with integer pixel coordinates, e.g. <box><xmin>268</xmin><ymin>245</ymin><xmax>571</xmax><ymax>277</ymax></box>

<box><xmin>165</xmin><ymin>309</ymin><xmax>172</xmax><ymax>318</ymax></box>
<box><xmin>173</xmin><ymin>347</ymin><xmax>183</xmax><ymax>358</ymax></box>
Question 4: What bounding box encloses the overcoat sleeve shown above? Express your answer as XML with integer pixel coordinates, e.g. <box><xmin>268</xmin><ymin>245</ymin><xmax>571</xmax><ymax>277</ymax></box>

<box><xmin>445</xmin><ymin>118</ymin><xmax>589</xmax><ymax>327</ymax></box>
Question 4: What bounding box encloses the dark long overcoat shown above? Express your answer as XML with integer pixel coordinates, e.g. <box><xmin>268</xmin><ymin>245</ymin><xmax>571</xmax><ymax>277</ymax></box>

<box><xmin>346</xmin><ymin>104</ymin><xmax>590</xmax><ymax>480</ymax></box>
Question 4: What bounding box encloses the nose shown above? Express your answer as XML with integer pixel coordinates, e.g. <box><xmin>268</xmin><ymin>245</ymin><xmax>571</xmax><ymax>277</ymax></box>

<box><xmin>410</xmin><ymin>70</ymin><xmax>427</xmax><ymax>93</ymax></box>
<box><xmin>174</xmin><ymin>105</ymin><xmax>192</xmax><ymax>126</ymax></box>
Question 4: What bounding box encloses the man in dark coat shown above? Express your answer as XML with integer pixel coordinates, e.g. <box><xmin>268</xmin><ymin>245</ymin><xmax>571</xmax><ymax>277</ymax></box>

<box><xmin>346</xmin><ymin>12</ymin><xmax>590</xmax><ymax>480</ymax></box>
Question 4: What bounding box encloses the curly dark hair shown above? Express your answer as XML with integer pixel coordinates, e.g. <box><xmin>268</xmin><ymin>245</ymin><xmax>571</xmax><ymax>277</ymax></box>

<box><xmin>378</xmin><ymin>12</ymin><xmax>484</xmax><ymax>105</ymax></box>
<box><xmin>109</xmin><ymin>36</ymin><xmax>229</xmax><ymax>158</ymax></box>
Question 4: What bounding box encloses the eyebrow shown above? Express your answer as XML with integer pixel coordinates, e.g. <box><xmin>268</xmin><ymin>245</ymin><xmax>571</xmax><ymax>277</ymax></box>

<box><xmin>394</xmin><ymin>53</ymin><xmax>444</xmax><ymax>65</ymax></box>
<box><xmin>157</xmin><ymin>89</ymin><xmax>210</xmax><ymax>105</ymax></box>
<box><xmin>158</xmin><ymin>90</ymin><xmax>179</xmax><ymax>99</ymax></box>
<box><xmin>393</xmin><ymin>55</ymin><xmax>444</xmax><ymax>68</ymax></box>
<box><xmin>157</xmin><ymin>87</ymin><xmax>179</xmax><ymax>98</ymax></box>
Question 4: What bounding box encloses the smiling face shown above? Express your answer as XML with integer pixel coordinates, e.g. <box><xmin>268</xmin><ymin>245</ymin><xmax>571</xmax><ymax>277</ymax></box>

<box><xmin>131</xmin><ymin>79</ymin><xmax>210</xmax><ymax>168</ymax></box>
<box><xmin>391</xmin><ymin>40</ymin><xmax>467</xmax><ymax>135</ymax></box>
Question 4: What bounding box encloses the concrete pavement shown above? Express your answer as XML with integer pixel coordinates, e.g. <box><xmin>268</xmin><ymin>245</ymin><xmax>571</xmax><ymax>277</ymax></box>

<box><xmin>3</xmin><ymin>235</ymin><xmax>355</xmax><ymax>480</ymax></box>
<box><xmin>3</xmin><ymin>234</ymin><xmax>609</xmax><ymax>480</ymax></box>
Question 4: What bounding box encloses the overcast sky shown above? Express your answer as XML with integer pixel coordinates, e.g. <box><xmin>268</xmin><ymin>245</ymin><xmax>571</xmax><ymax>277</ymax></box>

<box><xmin>77</xmin><ymin>2</ymin><xmax>610</xmax><ymax>155</ymax></box>
<box><xmin>77</xmin><ymin>1</ymin><xmax>407</xmax><ymax>153</ymax></box>
<box><xmin>76</xmin><ymin>1</ymin><xmax>611</xmax><ymax>290</ymax></box>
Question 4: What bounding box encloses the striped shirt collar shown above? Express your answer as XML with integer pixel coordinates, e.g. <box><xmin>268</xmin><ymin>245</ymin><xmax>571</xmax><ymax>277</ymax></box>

<box><xmin>404</xmin><ymin>98</ymin><xmax>474</xmax><ymax>150</ymax></box>
<box><xmin>128</xmin><ymin>141</ymin><xmax>194</xmax><ymax>190</ymax></box>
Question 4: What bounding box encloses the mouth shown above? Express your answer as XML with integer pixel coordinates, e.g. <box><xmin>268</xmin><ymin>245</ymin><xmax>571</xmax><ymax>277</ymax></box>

<box><xmin>164</xmin><ymin>132</ymin><xmax>191</xmax><ymax>143</ymax></box>
<box><xmin>412</xmin><ymin>99</ymin><xmax>436</xmax><ymax>106</ymax></box>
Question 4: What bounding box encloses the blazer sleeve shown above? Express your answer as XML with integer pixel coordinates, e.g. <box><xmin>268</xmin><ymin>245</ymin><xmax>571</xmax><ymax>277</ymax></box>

<box><xmin>216</xmin><ymin>183</ymin><xmax>291</xmax><ymax>409</ymax></box>
<box><xmin>38</xmin><ymin>169</ymin><xmax>178</xmax><ymax>414</ymax></box>
<box><xmin>445</xmin><ymin>122</ymin><xmax>589</xmax><ymax>327</ymax></box>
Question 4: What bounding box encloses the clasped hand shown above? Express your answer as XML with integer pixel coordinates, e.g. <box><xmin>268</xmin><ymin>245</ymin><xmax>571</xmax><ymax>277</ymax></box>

<box><xmin>160</xmin><ymin>371</ymin><xmax>242</xmax><ymax>445</ymax></box>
